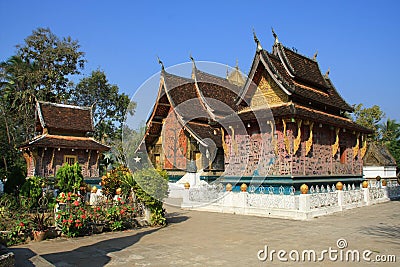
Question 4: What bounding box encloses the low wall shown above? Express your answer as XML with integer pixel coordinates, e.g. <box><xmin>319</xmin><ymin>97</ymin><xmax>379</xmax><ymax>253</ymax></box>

<box><xmin>181</xmin><ymin>182</ymin><xmax>400</xmax><ymax>220</ymax></box>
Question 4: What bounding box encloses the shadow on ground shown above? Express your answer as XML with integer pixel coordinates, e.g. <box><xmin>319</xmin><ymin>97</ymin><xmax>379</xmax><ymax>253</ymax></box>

<box><xmin>166</xmin><ymin>211</ymin><xmax>189</xmax><ymax>224</ymax></box>
<box><xmin>11</xmin><ymin>211</ymin><xmax>190</xmax><ymax>266</ymax></box>
<box><xmin>361</xmin><ymin>223</ymin><xmax>400</xmax><ymax>245</ymax></box>
<box><xmin>44</xmin><ymin>228</ymin><xmax>159</xmax><ymax>266</ymax></box>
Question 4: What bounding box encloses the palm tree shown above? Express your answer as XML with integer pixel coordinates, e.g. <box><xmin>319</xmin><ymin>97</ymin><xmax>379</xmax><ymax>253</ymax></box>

<box><xmin>379</xmin><ymin>118</ymin><xmax>400</xmax><ymax>170</ymax></box>
<box><xmin>379</xmin><ymin>119</ymin><xmax>400</xmax><ymax>145</ymax></box>
<box><xmin>0</xmin><ymin>55</ymin><xmax>38</xmax><ymax>142</ymax></box>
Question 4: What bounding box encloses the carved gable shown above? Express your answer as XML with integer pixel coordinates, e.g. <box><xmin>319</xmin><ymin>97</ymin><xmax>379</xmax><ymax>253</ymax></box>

<box><xmin>250</xmin><ymin>73</ymin><xmax>288</xmax><ymax>108</ymax></box>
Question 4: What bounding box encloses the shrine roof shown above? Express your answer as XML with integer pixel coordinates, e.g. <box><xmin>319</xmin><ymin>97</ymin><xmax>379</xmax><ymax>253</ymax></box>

<box><xmin>364</xmin><ymin>142</ymin><xmax>397</xmax><ymax>167</ymax></box>
<box><xmin>19</xmin><ymin>134</ymin><xmax>110</xmax><ymax>151</ymax></box>
<box><xmin>260</xmin><ymin>49</ymin><xmax>353</xmax><ymax>112</ymax></box>
<box><xmin>162</xmin><ymin>71</ymin><xmax>210</xmax><ymax>120</ymax></box>
<box><xmin>193</xmin><ymin>68</ymin><xmax>242</xmax><ymax>114</ymax></box>
<box><xmin>36</xmin><ymin>101</ymin><xmax>94</xmax><ymax>133</ymax></box>
<box><xmin>237</xmin><ymin>103</ymin><xmax>373</xmax><ymax>134</ymax></box>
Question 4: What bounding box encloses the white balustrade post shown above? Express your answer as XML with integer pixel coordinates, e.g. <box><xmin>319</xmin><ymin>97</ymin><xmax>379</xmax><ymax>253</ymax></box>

<box><xmin>382</xmin><ymin>185</ymin><xmax>389</xmax><ymax>200</ymax></box>
<box><xmin>299</xmin><ymin>194</ymin><xmax>310</xmax><ymax>212</ymax></box>
<box><xmin>182</xmin><ymin>187</ymin><xmax>190</xmax><ymax>205</ymax></box>
<box><xmin>239</xmin><ymin>191</ymin><xmax>248</xmax><ymax>209</ymax></box>
<box><xmin>362</xmin><ymin>188</ymin><xmax>370</xmax><ymax>206</ymax></box>
<box><xmin>337</xmin><ymin>190</ymin><xmax>344</xmax><ymax>207</ymax></box>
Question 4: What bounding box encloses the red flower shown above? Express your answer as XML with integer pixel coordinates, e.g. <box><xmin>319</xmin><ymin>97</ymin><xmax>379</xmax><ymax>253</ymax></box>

<box><xmin>73</xmin><ymin>200</ymin><xmax>79</xmax><ymax>206</ymax></box>
<box><xmin>120</xmin><ymin>210</ymin><xmax>125</xmax><ymax>215</ymax></box>
<box><xmin>63</xmin><ymin>219</ymin><xmax>67</xmax><ymax>223</ymax></box>
<box><xmin>81</xmin><ymin>214</ymin><xmax>86</xmax><ymax>219</ymax></box>
<box><xmin>19</xmin><ymin>222</ymin><xmax>25</xmax><ymax>227</ymax></box>
<box><xmin>68</xmin><ymin>192</ymin><xmax>72</xmax><ymax>196</ymax></box>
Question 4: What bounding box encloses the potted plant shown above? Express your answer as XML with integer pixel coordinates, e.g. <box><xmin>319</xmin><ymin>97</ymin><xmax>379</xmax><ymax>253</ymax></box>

<box><xmin>31</xmin><ymin>209</ymin><xmax>51</xmax><ymax>241</ymax></box>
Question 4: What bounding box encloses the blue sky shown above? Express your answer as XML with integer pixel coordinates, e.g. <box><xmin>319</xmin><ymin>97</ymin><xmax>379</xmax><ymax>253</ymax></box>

<box><xmin>1</xmin><ymin>0</ymin><xmax>399</xmax><ymax>122</ymax></box>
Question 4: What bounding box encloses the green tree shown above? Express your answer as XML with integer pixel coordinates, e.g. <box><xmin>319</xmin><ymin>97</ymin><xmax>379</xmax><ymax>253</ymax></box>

<box><xmin>70</xmin><ymin>69</ymin><xmax>135</xmax><ymax>149</ymax></box>
<box><xmin>379</xmin><ymin>119</ymin><xmax>400</xmax><ymax>169</ymax></box>
<box><xmin>352</xmin><ymin>104</ymin><xmax>385</xmax><ymax>140</ymax></box>
<box><xmin>16</xmin><ymin>27</ymin><xmax>85</xmax><ymax>103</ymax></box>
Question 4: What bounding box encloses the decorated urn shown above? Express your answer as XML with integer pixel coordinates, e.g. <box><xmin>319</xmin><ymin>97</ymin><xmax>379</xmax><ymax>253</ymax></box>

<box><xmin>336</xmin><ymin>182</ymin><xmax>343</xmax><ymax>190</ymax></box>
<box><xmin>240</xmin><ymin>183</ymin><xmax>248</xmax><ymax>192</ymax></box>
<box><xmin>226</xmin><ymin>183</ymin><xmax>233</xmax><ymax>192</ymax></box>
<box><xmin>184</xmin><ymin>182</ymin><xmax>190</xmax><ymax>189</ymax></box>
<box><xmin>300</xmin><ymin>184</ymin><xmax>309</xmax><ymax>194</ymax></box>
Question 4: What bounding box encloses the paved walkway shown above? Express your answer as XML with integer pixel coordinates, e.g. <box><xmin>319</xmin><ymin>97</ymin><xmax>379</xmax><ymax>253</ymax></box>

<box><xmin>10</xmin><ymin>200</ymin><xmax>400</xmax><ymax>266</ymax></box>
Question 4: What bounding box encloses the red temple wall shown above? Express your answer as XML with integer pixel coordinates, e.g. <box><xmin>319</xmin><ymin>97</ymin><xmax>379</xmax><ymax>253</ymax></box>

<box><xmin>30</xmin><ymin>148</ymin><xmax>100</xmax><ymax>178</ymax></box>
<box><xmin>223</xmin><ymin>122</ymin><xmax>363</xmax><ymax>177</ymax></box>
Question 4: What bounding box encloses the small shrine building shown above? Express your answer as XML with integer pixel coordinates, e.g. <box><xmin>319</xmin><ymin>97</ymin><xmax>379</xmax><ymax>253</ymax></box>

<box><xmin>19</xmin><ymin>101</ymin><xmax>110</xmax><ymax>179</ymax></box>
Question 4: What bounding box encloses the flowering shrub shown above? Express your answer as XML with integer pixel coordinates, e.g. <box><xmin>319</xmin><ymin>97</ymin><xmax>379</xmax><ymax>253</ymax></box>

<box><xmin>3</xmin><ymin>219</ymin><xmax>30</xmax><ymax>246</ymax></box>
<box><xmin>56</xmin><ymin>191</ymin><xmax>136</xmax><ymax>236</ymax></box>
<box><xmin>56</xmin><ymin>192</ymin><xmax>89</xmax><ymax>237</ymax></box>
<box><xmin>88</xmin><ymin>205</ymin><xmax>106</xmax><ymax>225</ymax></box>
<box><xmin>105</xmin><ymin>198</ymin><xmax>135</xmax><ymax>231</ymax></box>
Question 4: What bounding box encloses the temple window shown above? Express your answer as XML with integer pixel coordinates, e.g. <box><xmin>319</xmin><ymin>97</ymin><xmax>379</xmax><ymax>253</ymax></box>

<box><xmin>64</xmin><ymin>155</ymin><xmax>77</xmax><ymax>165</ymax></box>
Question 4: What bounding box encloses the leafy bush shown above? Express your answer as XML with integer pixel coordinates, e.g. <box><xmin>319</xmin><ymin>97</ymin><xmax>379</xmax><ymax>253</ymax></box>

<box><xmin>56</xmin><ymin>163</ymin><xmax>83</xmax><ymax>193</ymax></box>
<box><xmin>121</xmin><ymin>167</ymin><xmax>168</xmax><ymax>226</ymax></box>
<box><xmin>19</xmin><ymin>176</ymin><xmax>44</xmax><ymax>210</ymax></box>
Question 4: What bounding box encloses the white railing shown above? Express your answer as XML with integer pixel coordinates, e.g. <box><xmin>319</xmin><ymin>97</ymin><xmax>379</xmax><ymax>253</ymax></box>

<box><xmin>247</xmin><ymin>193</ymin><xmax>297</xmax><ymax>210</ymax></box>
<box><xmin>182</xmin><ymin>182</ymin><xmax>400</xmax><ymax>220</ymax></box>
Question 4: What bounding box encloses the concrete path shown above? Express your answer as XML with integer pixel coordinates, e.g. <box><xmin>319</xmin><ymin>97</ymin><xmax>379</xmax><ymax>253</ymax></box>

<box><xmin>10</xmin><ymin>200</ymin><xmax>400</xmax><ymax>266</ymax></box>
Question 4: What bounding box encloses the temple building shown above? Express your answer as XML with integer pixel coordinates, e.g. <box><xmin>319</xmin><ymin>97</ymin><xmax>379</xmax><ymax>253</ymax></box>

<box><xmin>19</xmin><ymin>101</ymin><xmax>110</xmax><ymax>179</ymax></box>
<box><xmin>143</xmin><ymin>31</ymin><xmax>373</xmax><ymax>187</ymax></box>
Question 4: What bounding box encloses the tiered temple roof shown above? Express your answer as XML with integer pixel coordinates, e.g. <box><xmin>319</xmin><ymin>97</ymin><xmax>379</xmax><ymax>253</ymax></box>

<box><xmin>21</xmin><ymin>101</ymin><xmax>109</xmax><ymax>151</ymax></box>
<box><xmin>145</xmin><ymin>31</ymin><xmax>373</xmax><ymax>152</ymax></box>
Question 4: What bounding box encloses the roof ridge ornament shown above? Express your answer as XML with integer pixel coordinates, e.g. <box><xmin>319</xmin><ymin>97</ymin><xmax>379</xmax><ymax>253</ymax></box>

<box><xmin>313</xmin><ymin>50</ymin><xmax>318</xmax><ymax>61</ymax></box>
<box><xmin>272</xmin><ymin>27</ymin><xmax>279</xmax><ymax>44</ymax></box>
<box><xmin>190</xmin><ymin>54</ymin><xmax>197</xmax><ymax>79</ymax></box>
<box><xmin>157</xmin><ymin>56</ymin><xmax>165</xmax><ymax>71</ymax></box>
<box><xmin>324</xmin><ymin>68</ymin><xmax>330</xmax><ymax>78</ymax></box>
<box><xmin>253</xmin><ymin>29</ymin><xmax>263</xmax><ymax>52</ymax></box>
<box><xmin>189</xmin><ymin>53</ymin><xmax>196</xmax><ymax>68</ymax></box>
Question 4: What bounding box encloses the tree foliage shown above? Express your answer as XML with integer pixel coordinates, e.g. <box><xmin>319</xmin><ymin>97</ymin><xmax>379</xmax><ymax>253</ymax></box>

<box><xmin>352</xmin><ymin>103</ymin><xmax>385</xmax><ymax>140</ymax></box>
<box><xmin>352</xmin><ymin>103</ymin><xmax>400</xmax><ymax>170</ymax></box>
<box><xmin>0</xmin><ymin>27</ymin><xmax>134</xmax><ymax>191</ymax></box>
<box><xmin>70</xmin><ymin>70</ymin><xmax>134</xmax><ymax>144</ymax></box>
<box><xmin>16</xmin><ymin>27</ymin><xmax>85</xmax><ymax>102</ymax></box>
<box><xmin>379</xmin><ymin>119</ymin><xmax>400</xmax><ymax>170</ymax></box>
